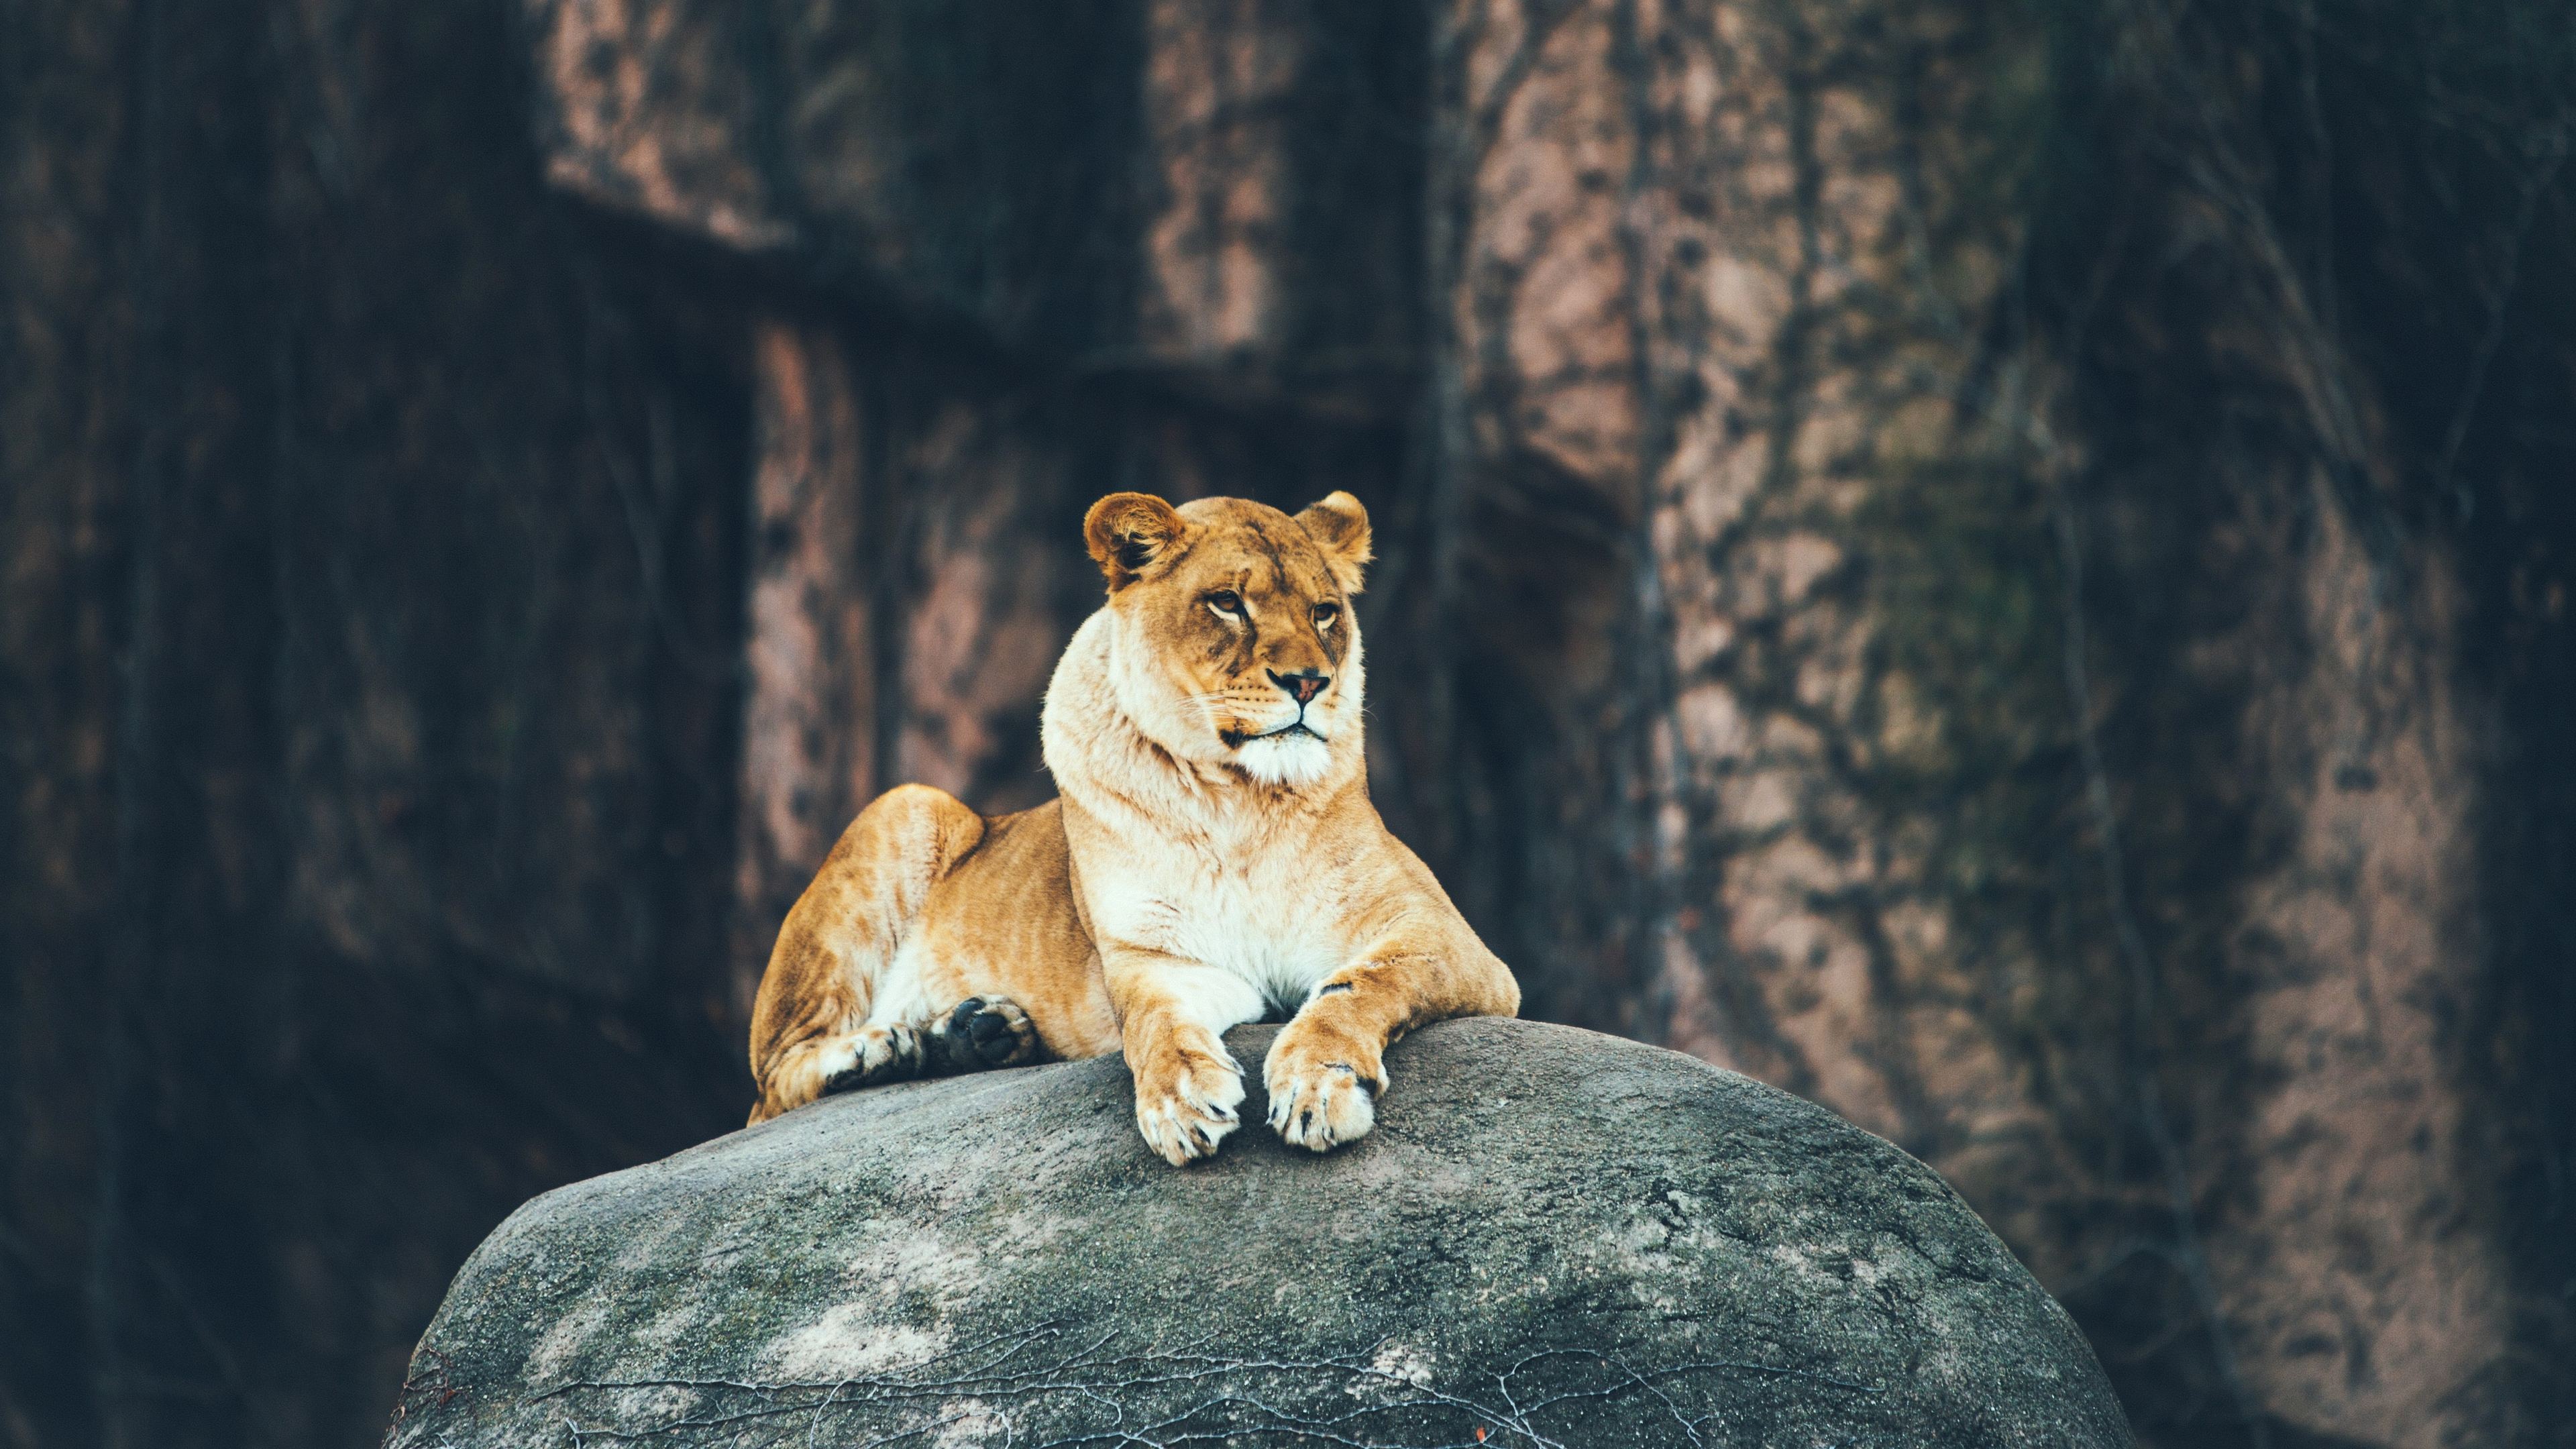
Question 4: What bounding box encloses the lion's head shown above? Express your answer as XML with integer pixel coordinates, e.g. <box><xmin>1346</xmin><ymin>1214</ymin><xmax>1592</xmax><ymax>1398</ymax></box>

<box><xmin>1076</xmin><ymin>490</ymin><xmax>1372</xmax><ymax>791</ymax></box>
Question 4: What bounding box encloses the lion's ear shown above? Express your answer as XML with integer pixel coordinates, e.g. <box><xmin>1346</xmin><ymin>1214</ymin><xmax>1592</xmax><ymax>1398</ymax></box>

<box><xmin>1084</xmin><ymin>492</ymin><xmax>1187</xmax><ymax>589</ymax></box>
<box><xmin>1295</xmin><ymin>491</ymin><xmax>1372</xmax><ymax>594</ymax></box>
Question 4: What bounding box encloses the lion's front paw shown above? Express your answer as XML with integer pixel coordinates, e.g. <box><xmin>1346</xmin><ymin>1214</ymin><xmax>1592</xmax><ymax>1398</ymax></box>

<box><xmin>1133</xmin><ymin>1044</ymin><xmax>1245</xmax><ymax>1167</ymax></box>
<box><xmin>1263</xmin><ymin>1033</ymin><xmax>1381</xmax><ymax>1152</ymax></box>
<box><xmin>820</xmin><ymin>1023</ymin><xmax>924</xmax><ymax>1094</ymax></box>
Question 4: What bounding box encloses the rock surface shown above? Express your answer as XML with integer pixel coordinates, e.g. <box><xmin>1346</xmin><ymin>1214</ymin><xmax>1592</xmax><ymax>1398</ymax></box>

<box><xmin>386</xmin><ymin>1019</ymin><xmax>2129</xmax><ymax>1446</ymax></box>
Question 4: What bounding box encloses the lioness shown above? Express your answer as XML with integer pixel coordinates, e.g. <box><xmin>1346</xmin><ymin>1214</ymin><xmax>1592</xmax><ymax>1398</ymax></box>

<box><xmin>745</xmin><ymin>490</ymin><xmax>1520</xmax><ymax>1164</ymax></box>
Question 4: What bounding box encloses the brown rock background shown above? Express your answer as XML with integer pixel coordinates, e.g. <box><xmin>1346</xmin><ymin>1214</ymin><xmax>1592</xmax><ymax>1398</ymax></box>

<box><xmin>2</xmin><ymin>1</ymin><xmax>2569</xmax><ymax>1446</ymax></box>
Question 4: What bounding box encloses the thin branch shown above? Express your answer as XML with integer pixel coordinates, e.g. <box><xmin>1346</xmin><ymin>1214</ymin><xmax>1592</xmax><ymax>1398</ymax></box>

<box><xmin>2432</xmin><ymin>120</ymin><xmax>2570</xmax><ymax>518</ymax></box>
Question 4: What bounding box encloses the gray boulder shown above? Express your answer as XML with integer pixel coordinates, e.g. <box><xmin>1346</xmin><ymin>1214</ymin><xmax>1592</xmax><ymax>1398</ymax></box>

<box><xmin>386</xmin><ymin>1019</ymin><xmax>2129</xmax><ymax>1447</ymax></box>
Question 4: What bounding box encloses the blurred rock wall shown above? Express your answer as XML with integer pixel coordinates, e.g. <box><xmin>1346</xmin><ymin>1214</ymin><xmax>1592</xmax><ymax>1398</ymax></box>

<box><xmin>2</xmin><ymin>2</ymin><xmax>755</xmax><ymax>1440</ymax></box>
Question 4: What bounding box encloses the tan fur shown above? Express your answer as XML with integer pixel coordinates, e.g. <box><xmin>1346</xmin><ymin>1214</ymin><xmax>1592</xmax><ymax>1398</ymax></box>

<box><xmin>745</xmin><ymin>490</ymin><xmax>1520</xmax><ymax>1163</ymax></box>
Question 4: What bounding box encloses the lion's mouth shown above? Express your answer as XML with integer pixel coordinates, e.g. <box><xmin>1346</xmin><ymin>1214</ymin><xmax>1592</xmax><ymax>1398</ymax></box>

<box><xmin>1220</xmin><ymin>722</ymin><xmax>1322</xmax><ymax>749</ymax></box>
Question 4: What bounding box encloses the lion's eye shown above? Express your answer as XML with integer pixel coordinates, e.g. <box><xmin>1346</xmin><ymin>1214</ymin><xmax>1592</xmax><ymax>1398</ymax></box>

<box><xmin>1312</xmin><ymin>602</ymin><xmax>1340</xmax><ymax>629</ymax></box>
<box><xmin>1206</xmin><ymin>590</ymin><xmax>1244</xmax><ymax>617</ymax></box>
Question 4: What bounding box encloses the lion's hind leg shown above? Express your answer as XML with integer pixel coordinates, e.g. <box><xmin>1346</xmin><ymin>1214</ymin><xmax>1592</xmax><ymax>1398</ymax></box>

<box><xmin>747</xmin><ymin>785</ymin><xmax>987</xmax><ymax>1124</ymax></box>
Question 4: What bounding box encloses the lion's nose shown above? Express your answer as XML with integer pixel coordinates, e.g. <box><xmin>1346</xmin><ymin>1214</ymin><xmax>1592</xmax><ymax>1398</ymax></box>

<box><xmin>1269</xmin><ymin>669</ymin><xmax>1330</xmax><ymax>705</ymax></box>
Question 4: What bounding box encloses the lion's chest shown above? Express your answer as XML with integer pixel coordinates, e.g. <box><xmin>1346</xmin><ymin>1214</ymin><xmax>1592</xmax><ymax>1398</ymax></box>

<box><xmin>1090</xmin><ymin>853</ymin><xmax>1350</xmax><ymax>1012</ymax></box>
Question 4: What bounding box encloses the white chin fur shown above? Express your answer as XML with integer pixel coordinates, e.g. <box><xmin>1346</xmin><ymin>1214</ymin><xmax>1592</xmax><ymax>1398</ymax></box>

<box><xmin>1233</xmin><ymin>731</ymin><xmax>1334</xmax><ymax>789</ymax></box>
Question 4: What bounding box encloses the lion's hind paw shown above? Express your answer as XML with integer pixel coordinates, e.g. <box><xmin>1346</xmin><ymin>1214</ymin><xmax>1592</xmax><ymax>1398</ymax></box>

<box><xmin>820</xmin><ymin>1023</ymin><xmax>925</xmax><ymax>1095</ymax></box>
<box><xmin>937</xmin><ymin>996</ymin><xmax>1041</xmax><ymax>1071</ymax></box>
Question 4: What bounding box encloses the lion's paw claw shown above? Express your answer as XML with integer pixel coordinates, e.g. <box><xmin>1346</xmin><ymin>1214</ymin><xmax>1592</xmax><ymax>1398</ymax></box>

<box><xmin>1264</xmin><ymin>1056</ymin><xmax>1379</xmax><ymax>1152</ymax></box>
<box><xmin>1135</xmin><ymin>1053</ymin><xmax>1245</xmax><ymax>1167</ymax></box>
<box><xmin>821</xmin><ymin>1023</ymin><xmax>924</xmax><ymax>1094</ymax></box>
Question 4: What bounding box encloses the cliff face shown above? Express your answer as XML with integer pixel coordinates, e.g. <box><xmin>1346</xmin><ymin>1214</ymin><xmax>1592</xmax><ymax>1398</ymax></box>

<box><xmin>5</xmin><ymin>1</ymin><xmax>2569</xmax><ymax>1446</ymax></box>
<box><xmin>388</xmin><ymin>1020</ymin><xmax>2131</xmax><ymax>1448</ymax></box>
